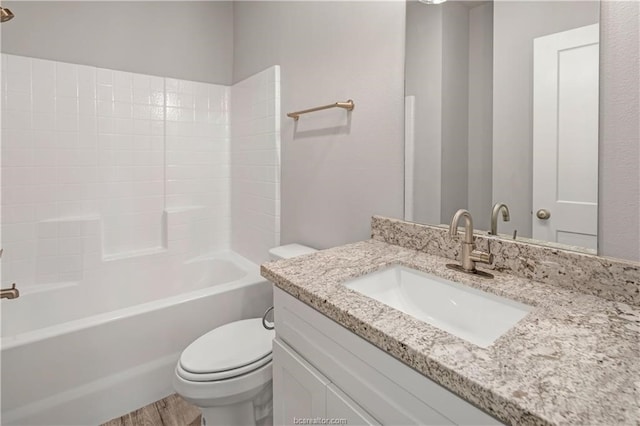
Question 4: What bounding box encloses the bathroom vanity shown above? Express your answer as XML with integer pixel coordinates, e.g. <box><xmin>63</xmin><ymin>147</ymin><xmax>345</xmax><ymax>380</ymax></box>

<box><xmin>261</xmin><ymin>216</ymin><xmax>640</xmax><ymax>425</ymax></box>
<box><xmin>272</xmin><ymin>287</ymin><xmax>500</xmax><ymax>425</ymax></box>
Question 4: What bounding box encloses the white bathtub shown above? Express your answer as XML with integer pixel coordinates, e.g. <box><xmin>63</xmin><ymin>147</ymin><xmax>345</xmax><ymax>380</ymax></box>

<box><xmin>0</xmin><ymin>251</ymin><xmax>272</xmax><ymax>426</ymax></box>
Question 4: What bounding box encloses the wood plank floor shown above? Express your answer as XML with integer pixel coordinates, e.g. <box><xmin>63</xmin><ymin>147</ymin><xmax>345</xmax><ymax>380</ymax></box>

<box><xmin>101</xmin><ymin>394</ymin><xmax>201</xmax><ymax>426</ymax></box>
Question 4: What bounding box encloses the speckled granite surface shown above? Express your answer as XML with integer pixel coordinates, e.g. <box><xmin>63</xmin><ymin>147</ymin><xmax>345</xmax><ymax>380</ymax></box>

<box><xmin>261</xmin><ymin>239</ymin><xmax>640</xmax><ymax>425</ymax></box>
<box><xmin>372</xmin><ymin>216</ymin><xmax>640</xmax><ymax>307</ymax></box>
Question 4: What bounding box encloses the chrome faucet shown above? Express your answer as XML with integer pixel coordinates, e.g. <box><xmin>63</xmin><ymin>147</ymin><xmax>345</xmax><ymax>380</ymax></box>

<box><xmin>448</xmin><ymin>209</ymin><xmax>493</xmax><ymax>276</ymax></box>
<box><xmin>1</xmin><ymin>283</ymin><xmax>19</xmax><ymax>299</ymax></box>
<box><xmin>490</xmin><ymin>203</ymin><xmax>510</xmax><ymax>235</ymax></box>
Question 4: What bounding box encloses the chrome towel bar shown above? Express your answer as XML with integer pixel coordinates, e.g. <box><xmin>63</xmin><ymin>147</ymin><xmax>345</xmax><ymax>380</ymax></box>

<box><xmin>287</xmin><ymin>99</ymin><xmax>354</xmax><ymax>121</ymax></box>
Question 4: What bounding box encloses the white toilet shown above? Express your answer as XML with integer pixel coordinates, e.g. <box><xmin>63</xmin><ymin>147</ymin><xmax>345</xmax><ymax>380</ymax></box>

<box><xmin>173</xmin><ymin>244</ymin><xmax>317</xmax><ymax>426</ymax></box>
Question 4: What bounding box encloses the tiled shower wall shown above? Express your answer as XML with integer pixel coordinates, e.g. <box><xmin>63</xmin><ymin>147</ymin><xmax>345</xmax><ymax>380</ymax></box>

<box><xmin>231</xmin><ymin>66</ymin><xmax>281</xmax><ymax>265</ymax></box>
<box><xmin>1</xmin><ymin>54</ymin><xmax>279</xmax><ymax>292</ymax></box>
<box><xmin>165</xmin><ymin>77</ymin><xmax>231</xmax><ymax>257</ymax></box>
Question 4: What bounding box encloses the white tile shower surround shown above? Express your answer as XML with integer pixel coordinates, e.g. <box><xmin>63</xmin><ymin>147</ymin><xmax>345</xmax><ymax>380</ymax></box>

<box><xmin>1</xmin><ymin>54</ymin><xmax>280</xmax><ymax>294</ymax></box>
<box><xmin>231</xmin><ymin>66</ymin><xmax>281</xmax><ymax>265</ymax></box>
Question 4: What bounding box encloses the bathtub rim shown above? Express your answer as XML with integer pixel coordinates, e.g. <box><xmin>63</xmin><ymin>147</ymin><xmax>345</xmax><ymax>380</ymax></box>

<box><xmin>1</xmin><ymin>250</ymin><xmax>266</xmax><ymax>351</ymax></box>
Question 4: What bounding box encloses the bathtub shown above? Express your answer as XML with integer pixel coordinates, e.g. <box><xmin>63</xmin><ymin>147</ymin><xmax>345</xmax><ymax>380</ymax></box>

<box><xmin>0</xmin><ymin>250</ymin><xmax>272</xmax><ymax>426</ymax></box>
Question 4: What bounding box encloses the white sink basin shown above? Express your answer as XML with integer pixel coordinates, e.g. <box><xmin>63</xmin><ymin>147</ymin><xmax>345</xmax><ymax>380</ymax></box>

<box><xmin>342</xmin><ymin>265</ymin><xmax>533</xmax><ymax>348</ymax></box>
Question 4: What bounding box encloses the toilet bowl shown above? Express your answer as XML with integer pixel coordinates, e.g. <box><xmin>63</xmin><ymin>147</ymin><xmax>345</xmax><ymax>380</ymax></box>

<box><xmin>173</xmin><ymin>244</ymin><xmax>317</xmax><ymax>426</ymax></box>
<box><xmin>173</xmin><ymin>318</ymin><xmax>275</xmax><ymax>426</ymax></box>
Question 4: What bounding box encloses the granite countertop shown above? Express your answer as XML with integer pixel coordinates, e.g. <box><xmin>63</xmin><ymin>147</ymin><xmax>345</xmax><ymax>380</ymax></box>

<box><xmin>261</xmin><ymin>239</ymin><xmax>640</xmax><ymax>426</ymax></box>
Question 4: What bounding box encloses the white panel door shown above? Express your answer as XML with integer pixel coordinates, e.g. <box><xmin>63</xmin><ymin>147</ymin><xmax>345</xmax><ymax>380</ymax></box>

<box><xmin>532</xmin><ymin>24</ymin><xmax>599</xmax><ymax>250</ymax></box>
<box><xmin>273</xmin><ymin>339</ymin><xmax>329</xmax><ymax>426</ymax></box>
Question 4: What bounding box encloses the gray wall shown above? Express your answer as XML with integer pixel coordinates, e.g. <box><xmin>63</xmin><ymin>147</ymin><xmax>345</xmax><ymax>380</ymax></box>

<box><xmin>405</xmin><ymin>1</ymin><xmax>491</xmax><ymax>228</ymax></box>
<box><xmin>233</xmin><ymin>1</ymin><xmax>405</xmax><ymax>249</ymax></box>
<box><xmin>0</xmin><ymin>1</ymin><xmax>234</xmax><ymax>84</ymax></box>
<box><xmin>599</xmin><ymin>1</ymin><xmax>640</xmax><ymax>262</ymax></box>
<box><xmin>467</xmin><ymin>2</ymin><xmax>493</xmax><ymax>231</ymax></box>
<box><xmin>440</xmin><ymin>3</ymin><xmax>470</xmax><ymax>225</ymax></box>
<box><xmin>492</xmin><ymin>1</ymin><xmax>600</xmax><ymax>238</ymax></box>
<box><xmin>405</xmin><ymin>2</ymin><xmax>443</xmax><ymax>225</ymax></box>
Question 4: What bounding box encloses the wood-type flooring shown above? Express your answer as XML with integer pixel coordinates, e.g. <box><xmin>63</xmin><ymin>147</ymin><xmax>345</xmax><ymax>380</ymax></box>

<box><xmin>101</xmin><ymin>394</ymin><xmax>201</xmax><ymax>426</ymax></box>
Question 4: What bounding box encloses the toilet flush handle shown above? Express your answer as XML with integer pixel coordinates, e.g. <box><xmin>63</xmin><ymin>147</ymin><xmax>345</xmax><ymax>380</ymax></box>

<box><xmin>262</xmin><ymin>306</ymin><xmax>275</xmax><ymax>330</ymax></box>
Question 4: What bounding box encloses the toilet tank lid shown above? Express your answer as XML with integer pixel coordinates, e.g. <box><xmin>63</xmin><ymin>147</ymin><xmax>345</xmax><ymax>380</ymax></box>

<box><xmin>268</xmin><ymin>244</ymin><xmax>317</xmax><ymax>260</ymax></box>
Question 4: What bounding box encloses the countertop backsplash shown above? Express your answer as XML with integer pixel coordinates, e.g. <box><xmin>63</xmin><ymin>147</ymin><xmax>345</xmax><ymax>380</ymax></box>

<box><xmin>371</xmin><ymin>216</ymin><xmax>640</xmax><ymax>307</ymax></box>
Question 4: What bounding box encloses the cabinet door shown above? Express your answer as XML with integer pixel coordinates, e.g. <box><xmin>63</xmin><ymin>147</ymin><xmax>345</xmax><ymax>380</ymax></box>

<box><xmin>326</xmin><ymin>384</ymin><xmax>380</xmax><ymax>426</ymax></box>
<box><xmin>273</xmin><ymin>339</ymin><xmax>329</xmax><ymax>425</ymax></box>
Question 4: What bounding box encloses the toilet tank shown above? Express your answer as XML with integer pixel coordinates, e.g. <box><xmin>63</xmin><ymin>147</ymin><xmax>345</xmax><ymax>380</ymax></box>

<box><xmin>268</xmin><ymin>244</ymin><xmax>317</xmax><ymax>261</ymax></box>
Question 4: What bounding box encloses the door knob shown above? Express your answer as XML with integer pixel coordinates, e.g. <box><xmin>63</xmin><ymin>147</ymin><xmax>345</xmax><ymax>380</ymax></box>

<box><xmin>536</xmin><ymin>209</ymin><xmax>551</xmax><ymax>220</ymax></box>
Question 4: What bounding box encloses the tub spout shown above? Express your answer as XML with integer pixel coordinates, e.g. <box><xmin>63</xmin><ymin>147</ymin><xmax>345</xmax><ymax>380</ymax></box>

<box><xmin>1</xmin><ymin>283</ymin><xmax>19</xmax><ymax>299</ymax></box>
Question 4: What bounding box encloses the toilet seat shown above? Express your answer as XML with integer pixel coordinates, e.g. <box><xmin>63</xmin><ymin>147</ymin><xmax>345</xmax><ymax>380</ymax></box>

<box><xmin>177</xmin><ymin>318</ymin><xmax>275</xmax><ymax>383</ymax></box>
<box><xmin>177</xmin><ymin>352</ymin><xmax>273</xmax><ymax>382</ymax></box>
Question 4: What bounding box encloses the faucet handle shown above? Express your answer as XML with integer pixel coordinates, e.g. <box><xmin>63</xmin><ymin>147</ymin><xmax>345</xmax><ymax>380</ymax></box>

<box><xmin>470</xmin><ymin>250</ymin><xmax>493</xmax><ymax>265</ymax></box>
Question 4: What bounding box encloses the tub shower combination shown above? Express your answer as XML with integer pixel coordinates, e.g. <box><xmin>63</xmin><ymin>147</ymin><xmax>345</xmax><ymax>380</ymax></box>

<box><xmin>1</xmin><ymin>54</ymin><xmax>281</xmax><ymax>425</ymax></box>
<box><xmin>1</xmin><ymin>253</ymin><xmax>272</xmax><ymax>425</ymax></box>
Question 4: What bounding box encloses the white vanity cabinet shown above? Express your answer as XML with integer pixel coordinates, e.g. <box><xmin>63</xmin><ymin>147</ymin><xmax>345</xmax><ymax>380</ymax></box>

<box><xmin>272</xmin><ymin>339</ymin><xmax>329</xmax><ymax>423</ymax></box>
<box><xmin>273</xmin><ymin>339</ymin><xmax>379</xmax><ymax>425</ymax></box>
<box><xmin>272</xmin><ymin>288</ymin><xmax>502</xmax><ymax>426</ymax></box>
